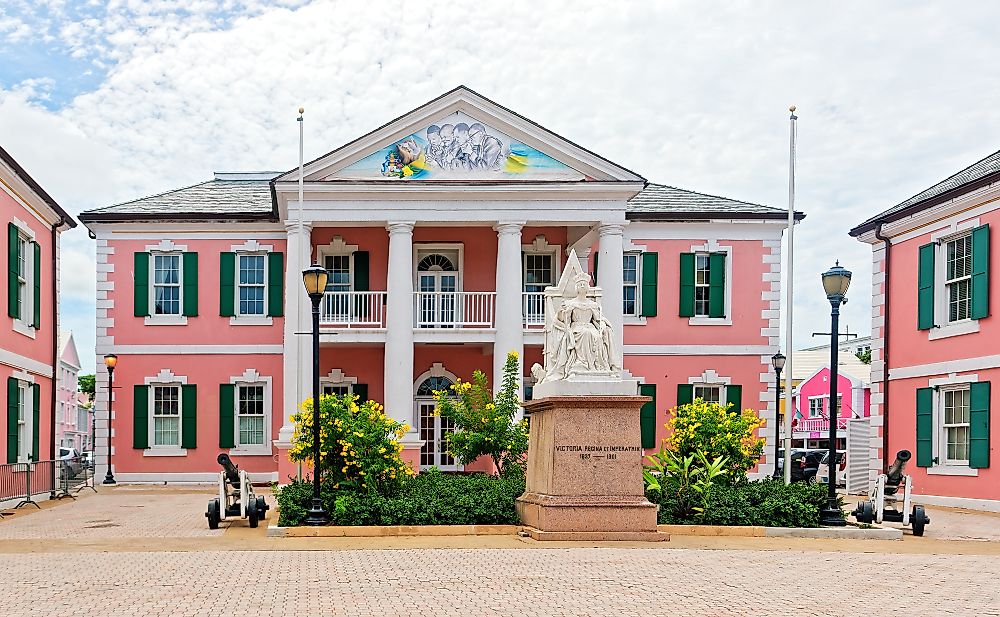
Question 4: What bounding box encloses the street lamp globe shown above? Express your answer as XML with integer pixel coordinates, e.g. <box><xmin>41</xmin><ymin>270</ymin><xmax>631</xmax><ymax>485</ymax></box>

<box><xmin>821</xmin><ymin>262</ymin><xmax>852</xmax><ymax>301</ymax></box>
<box><xmin>771</xmin><ymin>352</ymin><xmax>786</xmax><ymax>372</ymax></box>
<box><xmin>104</xmin><ymin>354</ymin><xmax>118</xmax><ymax>369</ymax></box>
<box><xmin>301</xmin><ymin>264</ymin><xmax>328</xmax><ymax>297</ymax></box>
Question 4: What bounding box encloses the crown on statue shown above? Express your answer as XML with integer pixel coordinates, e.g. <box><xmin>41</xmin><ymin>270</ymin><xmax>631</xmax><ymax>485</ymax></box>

<box><xmin>573</xmin><ymin>272</ymin><xmax>591</xmax><ymax>286</ymax></box>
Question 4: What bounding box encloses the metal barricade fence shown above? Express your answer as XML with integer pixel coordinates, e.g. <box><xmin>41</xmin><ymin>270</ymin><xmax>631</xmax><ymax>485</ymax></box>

<box><xmin>0</xmin><ymin>460</ymin><xmax>59</xmax><ymax>514</ymax></box>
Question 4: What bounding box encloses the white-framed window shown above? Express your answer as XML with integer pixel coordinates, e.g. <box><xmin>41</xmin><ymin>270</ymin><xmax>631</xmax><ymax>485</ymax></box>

<box><xmin>16</xmin><ymin>381</ymin><xmax>30</xmax><ymax>461</ymax></box>
<box><xmin>945</xmin><ymin>234</ymin><xmax>972</xmax><ymax>323</ymax></box>
<box><xmin>152</xmin><ymin>253</ymin><xmax>182</xmax><ymax>316</ymax></box>
<box><xmin>809</xmin><ymin>397</ymin><xmax>824</xmax><ymax>418</ymax></box>
<box><xmin>236</xmin><ymin>384</ymin><xmax>265</xmax><ymax>447</ymax></box>
<box><xmin>238</xmin><ymin>253</ymin><xmax>266</xmax><ymax>316</ymax></box>
<box><xmin>694</xmin><ymin>253</ymin><xmax>711</xmax><ymax>317</ymax></box>
<box><xmin>151</xmin><ymin>385</ymin><xmax>181</xmax><ymax>447</ymax></box>
<box><xmin>324</xmin><ymin>254</ymin><xmax>351</xmax><ymax>293</ymax></box>
<box><xmin>623</xmin><ymin>253</ymin><xmax>639</xmax><ymax>316</ymax></box>
<box><xmin>693</xmin><ymin>384</ymin><xmax>721</xmax><ymax>404</ymax></box>
<box><xmin>15</xmin><ymin>233</ymin><xmax>28</xmax><ymax>323</ymax></box>
<box><xmin>941</xmin><ymin>386</ymin><xmax>971</xmax><ymax>465</ymax></box>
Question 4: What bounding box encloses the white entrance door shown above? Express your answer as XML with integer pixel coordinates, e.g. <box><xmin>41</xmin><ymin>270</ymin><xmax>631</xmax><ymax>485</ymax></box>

<box><xmin>417</xmin><ymin>271</ymin><xmax>458</xmax><ymax>327</ymax></box>
<box><xmin>416</xmin><ymin>400</ymin><xmax>459</xmax><ymax>471</ymax></box>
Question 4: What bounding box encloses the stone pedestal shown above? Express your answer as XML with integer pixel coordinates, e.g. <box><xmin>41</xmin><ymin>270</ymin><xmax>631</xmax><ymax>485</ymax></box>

<box><xmin>516</xmin><ymin>395</ymin><xmax>666</xmax><ymax>542</ymax></box>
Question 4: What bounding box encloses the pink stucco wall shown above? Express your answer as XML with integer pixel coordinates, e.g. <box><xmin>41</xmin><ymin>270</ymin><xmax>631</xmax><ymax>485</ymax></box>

<box><xmin>795</xmin><ymin>368</ymin><xmax>868</xmax><ymax>420</ymax></box>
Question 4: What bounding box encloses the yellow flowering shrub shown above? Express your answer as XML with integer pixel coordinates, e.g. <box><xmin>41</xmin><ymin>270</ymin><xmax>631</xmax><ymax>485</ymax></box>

<box><xmin>664</xmin><ymin>398</ymin><xmax>765</xmax><ymax>481</ymax></box>
<box><xmin>432</xmin><ymin>351</ymin><xmax>529</xmax><ymax>476</ymax></box>
<box><xmin>289</xmin><ymin>393</ymin><xmax>413</xmax><ymax>493</ymax></box>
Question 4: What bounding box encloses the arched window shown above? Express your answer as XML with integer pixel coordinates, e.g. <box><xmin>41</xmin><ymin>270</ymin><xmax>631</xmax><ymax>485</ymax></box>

<box><xmin>417</xmin><ymin>254</ymin><xmax>456</xmax><ymax>272</ymax></box>
<box><xmin>416</xmin><ymin>376</ymin><xmax>453</xmax><ymax>397</ymax></box>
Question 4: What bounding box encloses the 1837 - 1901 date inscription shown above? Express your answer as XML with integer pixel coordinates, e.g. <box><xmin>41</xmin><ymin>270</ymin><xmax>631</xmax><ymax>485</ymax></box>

<box><xmin>554</xmin><ymin>444</ymin><xmax>642</xmax><ymax>461</ymax></box>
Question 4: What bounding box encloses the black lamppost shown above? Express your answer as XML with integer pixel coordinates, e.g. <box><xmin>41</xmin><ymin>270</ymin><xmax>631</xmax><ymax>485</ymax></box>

<box><xmin>302</xmin><ymin>264</ymin><xmax>329</xmax><ymax>526</ymax></box>
<box><xmin>102</xmin><ymin>354</ymin><xmax>117</xmax><ymax>485</ymax></box>
<box><xmin>771</xmin><ymin>352</ymin><xmax>786</xmax><ymax>479</ymax></box>
<box><xmin>820</xmin><ymin>262</ymin><xmax>851</xmax><ymax>526</ymax></box>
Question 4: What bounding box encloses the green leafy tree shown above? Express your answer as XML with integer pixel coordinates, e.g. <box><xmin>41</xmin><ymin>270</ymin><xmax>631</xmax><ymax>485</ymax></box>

<box><xmin>288</xmin><ymin>394</ymin><xmax>413</xmax><ymax>493</ymax></box>
<box><xmin>666</xmin><ymin>398</ymin><xmax>765</xmax><ymax>482</ymax></box>
<box><xmin>856</xmin><ymin>349</ymin><xmax>872</xmax><ymax>364</ymax></box>
<box><xmin>433</xmin><ymin>351</ymin><xmax>529</xmax><ymax>476</ymax></box>
<box><xmin>78</xmin><ymin>374</ymin><xmax>96</xmax><ymax>398</ymax></box>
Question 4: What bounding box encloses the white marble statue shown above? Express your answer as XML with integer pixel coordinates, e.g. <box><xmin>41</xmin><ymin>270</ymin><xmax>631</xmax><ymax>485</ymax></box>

<box><xmin>531</xmin><ymin>250</ymin><xmax>633</xmax><ymax>399</ymax></box>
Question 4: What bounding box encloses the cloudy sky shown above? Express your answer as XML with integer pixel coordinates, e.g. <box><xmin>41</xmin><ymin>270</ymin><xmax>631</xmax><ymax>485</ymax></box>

<box><xmin>3</xmin><ymin>1</ymin><xmax>998</xmax><ymax>373</ymax></box>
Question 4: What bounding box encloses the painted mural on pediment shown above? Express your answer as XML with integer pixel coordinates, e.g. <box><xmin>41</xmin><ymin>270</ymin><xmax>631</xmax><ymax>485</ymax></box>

<box><xmin>332</xmin><ymin>112</ymin><xmax>585</xmax><ymax>181</ymax></box>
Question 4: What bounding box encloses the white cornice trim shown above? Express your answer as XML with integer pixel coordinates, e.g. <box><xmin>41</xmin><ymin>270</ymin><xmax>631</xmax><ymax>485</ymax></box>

<box><xmin>854</xmin><ymin>182</ymin><xmax>1000</xmax><ymax>244</ymax></box>
<box><xmin>624</xmin><ymin>344</ymin><xmax>776</xmax><ymax>356</ymax></box>
<box><xmin>98</xmin><ymin>345</ymin><xmax>284</xmax><ymax>355</ymax></box>
<box><xmin>0</xmin><ymin>348</ymin><xmax>54</xmax><ymax>378</ymax></box>
<box><xmin>888</xmin><ymin>354</ymin><xmax>1000</xmax><ymax>381</ymax></box>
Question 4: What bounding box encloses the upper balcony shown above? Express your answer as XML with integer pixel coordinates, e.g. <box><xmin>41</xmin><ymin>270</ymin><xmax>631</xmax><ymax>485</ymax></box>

<box><xmin>319</xmin><ymin>291</ymin><xmax>547</xmax><ymax>331</ymax></box>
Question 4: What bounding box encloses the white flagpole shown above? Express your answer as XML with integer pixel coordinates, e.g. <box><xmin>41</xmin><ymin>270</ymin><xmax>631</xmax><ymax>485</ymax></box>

<box><xmin>297</xmin><ymin>107</ymin><xmax>305</xmax><ymax>416</ymax></box>
<box><xmin>783</xmin><ymin>106</ymin><xmax>798</xmax><ymax>484</ymax></box>
<box><xmin>298</xmin><ymin>107</ymin><xmax>305</xmax><ymax>236</ymax></box>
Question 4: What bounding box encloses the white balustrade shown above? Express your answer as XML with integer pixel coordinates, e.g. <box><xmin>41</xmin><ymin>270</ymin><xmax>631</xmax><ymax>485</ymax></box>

<box><xmin>413</xmin><ymin>291</ymin><xmax>495</xmax><ymax>328</ymax></box>
<box><xmin>799</xmin><ymin>417</ymin><xmax>849</xmax><ymax>433</ymax></box>
<box><xmin>320</xmin><ymin>291</ymin><xmax>387</xmax><ymax>327</ymax></box>
<box><xmin>522</xmin><ymin>291</ymin><xmax>546</xmax><ymax>329</ymax></box>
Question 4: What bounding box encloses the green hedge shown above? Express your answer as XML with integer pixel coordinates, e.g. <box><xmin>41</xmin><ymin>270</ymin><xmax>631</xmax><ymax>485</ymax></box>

<box><xmin>276</xmin><ymin>469</ymin><xmax>525</xmax><ymax>527</ymax></box>
<box><xmin>648</xmin><ymin>479</ymin><xmax>832</xmax><ymax>528</ymax></box>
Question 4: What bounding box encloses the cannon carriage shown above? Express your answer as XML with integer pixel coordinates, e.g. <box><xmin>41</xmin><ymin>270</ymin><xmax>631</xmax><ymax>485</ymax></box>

<box><xmin>852</xmin><ymin>450</ymin><xmax>930</xmax><ymax>536</ymax></box>
<box><xmin>205</xmin><ymin>453</ymin><xmax>269</xmax><ymax>529</ymax></box>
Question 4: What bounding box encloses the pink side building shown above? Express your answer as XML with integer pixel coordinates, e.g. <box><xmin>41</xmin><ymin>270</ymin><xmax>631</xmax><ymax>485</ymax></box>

<box><xmin>787</xmin><ymin>348</ymin><xmax>871</xmax><ymax>450</ymax></box>
<box><xmin>852</xmin><ymin>149</ymin><xmax>1000</xmax><ymax>511</ymax></box>
<box><xmin>1</xmin><ymin>145</ymin><xmax>77</xmax><ymax>466</ymax></box>
<box><xmin>78</xmin><ymin>87</ymin><xmax>800</xmax><ymax>483</ymax></box>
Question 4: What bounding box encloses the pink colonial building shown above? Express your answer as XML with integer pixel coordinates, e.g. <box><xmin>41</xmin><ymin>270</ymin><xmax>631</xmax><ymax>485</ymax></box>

<box><xmin>2</xmin><ymin>145</ymin><xmax>77</xmax><ymax>465</ymax></box>
<box><xmin>852</xmin><ymin>149</ymin><xmax>1000</xmax><ymax>511</ymax></box>
<box><xmin>788</xmin><ymin>349</ymin><xmax>871</xmax><ymax>449</ymax></box>
<box><xmin>79</xmin><ymin>87</ymin><xmax>798</xmax><ymax>483</ymax></box>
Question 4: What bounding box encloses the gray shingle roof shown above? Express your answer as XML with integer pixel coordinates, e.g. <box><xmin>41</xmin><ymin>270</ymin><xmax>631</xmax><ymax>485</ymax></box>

<box><xmin>852</xmin><ymin>149</ymin><xmax>1000</xmax><ymax>235</ymax></box>
<box><xmin>627</xmin><ymin>183</ymin><xmax>797</xmax><ymax>220</ymax></box>
<box><xmin>78</xmin><ymin>173</ymin><xmax>278</xmax><ymax>222</ymax></box>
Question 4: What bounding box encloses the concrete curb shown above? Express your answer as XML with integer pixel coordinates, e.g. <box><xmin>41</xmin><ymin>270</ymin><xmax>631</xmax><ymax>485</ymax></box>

<box><xmin>657</xmin><ymin>524</ymin><xmax>901</xmax><ymax>540</ymax></box>
<box><xmin>267</xmin><ymin>524</ymin><xmax>521</xmax><ymax>538</ymax></box>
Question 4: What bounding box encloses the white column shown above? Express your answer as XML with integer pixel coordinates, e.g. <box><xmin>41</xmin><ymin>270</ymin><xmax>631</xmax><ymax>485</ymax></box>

<box><xmin>277</xmin><ymin>221</ymin><xmax>313</xmax><ymax>445</ymax></box>
<box><xmin>384</xmin><ymin>222</ymin><xmax>418</xmax><ymax>442</ymax></box>
<box><xmin>493</xmin><ymin>223</ymin><xmax>525</xmax><ymax>406</ymax></box>
<box><xmin>597</xmin><ymin>223</ymin><xmax>625</xmax><ymax>369</ymax></box>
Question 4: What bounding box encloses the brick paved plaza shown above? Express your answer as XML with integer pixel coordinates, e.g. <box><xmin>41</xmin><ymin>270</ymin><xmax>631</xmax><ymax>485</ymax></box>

<box><xmin>1</xmin><ymin>488</ymin><xmax>999</xmax><ymax>617</ymax></box>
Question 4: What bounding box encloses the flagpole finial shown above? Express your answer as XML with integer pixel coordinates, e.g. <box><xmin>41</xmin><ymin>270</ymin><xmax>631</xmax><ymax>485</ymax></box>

<box><xmin>789</xmin><ymin>105</ymin><xmax>796</xmax><ymax>113</ymax></box>
<box><xmin>297</xmin><ymin>107</ymin><xmax>304</xmax><ymax>121</ymax></box>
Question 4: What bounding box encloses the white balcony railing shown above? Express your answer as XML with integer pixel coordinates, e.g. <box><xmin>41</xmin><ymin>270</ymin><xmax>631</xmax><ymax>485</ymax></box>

<box><xmin>798</xmin><ymin>417</ymin><xmax>850</xmax><ymax>433</ymax></box>
<box><xmin>320</xmin><ymin>291</ymin><xmax>387</xmax><ymax>328</ymax></box>
<box><xmin>414</xmin><ymin>291</ymin><xmax>495</xmax><ymax>328</ymax></box>
<box><xmin>522</xmin><ymin>292</ymin><xmax>545</xmax><ymax>329</ymax></box>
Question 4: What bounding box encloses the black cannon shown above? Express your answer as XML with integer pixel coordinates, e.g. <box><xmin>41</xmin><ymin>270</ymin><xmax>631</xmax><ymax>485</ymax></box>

<box><xmin>852</xmin><ymin>449</ymin><xmax>930</xmax><ymax>536</ymax></box>
<box><xmin>205</xmin><ymin>453</ymin><xmax>269</xmax><ymax>529</ymax></box>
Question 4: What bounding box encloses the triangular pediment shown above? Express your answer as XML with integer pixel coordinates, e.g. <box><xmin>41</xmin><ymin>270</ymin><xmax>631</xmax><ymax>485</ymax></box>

<box><xmin>276</xmin><ymin>86</ymin><xmax>644</xmax><ymax>184</ymax></box>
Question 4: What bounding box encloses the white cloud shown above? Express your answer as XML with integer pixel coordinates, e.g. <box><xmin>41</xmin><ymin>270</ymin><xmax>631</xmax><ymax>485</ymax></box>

<box><xmin>3</xmin><ymin>0</ymin><xmax>1000</xmax><ymax>371</ymax></box>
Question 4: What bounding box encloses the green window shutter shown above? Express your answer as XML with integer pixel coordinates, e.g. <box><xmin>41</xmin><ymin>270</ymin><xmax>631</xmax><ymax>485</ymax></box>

<box><xmin>133</xmin><ymin>385</ymin><xmax>149</xmax><ymax>449</ymax></box>
<box><xmin>32</xmin><ymin>242</ymin><xmax>41</xmax><ymax>328</ymax></box>
<box><xmin>219</xmin><ymin>252</ymin><xmax>235</xmax><ymax>317</ymax></box>
<box><xmin>917</xmin><ymin>243</ymin><xmax>935</xmax><ymax>330</ymax></box>
<box><xmin>7</xmin><ymin>377</ymin><xmax>19</xmax><ymax>463</ymax></box>
<box><xmin>640</xmin><ymin>252</ymin><xmax>658</xmax><ymax>317</ymax></box>
<box><xmin>8</xmin><ymin>223</ymin><xmax>19</xmax><ymax>319</ymax></box>
<box><xmin>592</xmin><ymin>252</ymin><xmax>599</xmax><ymax>285</ymax></box>
<box><xmin>182</xmin><ymin>252</ymin><xmax>198</xmax><ymax>317</ymax></box>
<box><xmin>678</xmin><ymin>253</ymin><xmax>695</xmax><ymax>317</ymax></box>
<box><xmin>709</xmin><ymin>253</ymin><xmax>726</xmax><ymax>318</ymax></box>
<box><xmin>915</xmin><ymin>387</ymin><xmax>933</xmax><ymax>467</ymax></box>
<box><xmin>726</xmin><ymin>384</ymin><xmax>742</xmax><ymax>411</ymax></box>
<box><xmin>267</xmin><ymin>252</ymin><xmax>284</xmax><ymax>317</ymax></box>
<box><xmin>219</xmin><ymin>384</ymin><xmax>235</xmax><ymax>449</ymax></box>
<box><xmin>639</xmin><ymin>383</ymin><xmax>657</xmax><ymax>449</ymax></box>
<box><xmin>677</xmin><ymin>383</ymin><xmax>693</xmax><ymax>407</ymax></box>
<box><xmin>353</xmin><ymin>383</ymin><xmax>369</xmax><ymax>402</ymax></box>
<box><xmin>181</xmin><ymin>384</ymin><xmax>197</xmax><ymax>449</ymax></box>
<box><xmin>353</xmin><ymin>251</ymin><xmax>370</xmax><ymax>291</ymax></box>
<box><xmin>971</xmin><ymin>224</ymin><xmax>990</xmax><ymax>320</ymax></box>
<box><xmin>31</xmin><ymin>383</ymin><xmax>40</xmax><ymax>461</ymax></box>
<box><xmin>134</xmin><ymin>252</ymin><xmax>150</xmax><ymax>317</ymax></box>
<box><xmin>970</xmin><ymin>381</ymin><xmax>991</xmax><ymax>469</ymax></box>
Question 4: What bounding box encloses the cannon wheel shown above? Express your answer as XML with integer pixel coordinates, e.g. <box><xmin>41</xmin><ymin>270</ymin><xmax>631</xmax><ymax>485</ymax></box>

<box><xmin>247</xmin><ymin>497</ymin><xmax>259</xmax><ymax>528</ymax></box>
<box><xmin>856</xmin><ymin>500</ymin><xmax>874</xmax><ymax>524</ymax></box>
<box><xmin>911</xmin><ymin>505</ymin><xmax>926</xmax><ymax>537</ymax></box>
<box><xmin>256</xmin><ymin>495</ymin><xmax>268</xmax><ymax>520</ymax></box>
<box><xmin>206</xmin><ymin>498</ymin><xmax>220</xmax><ymax>530</ymax></box>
